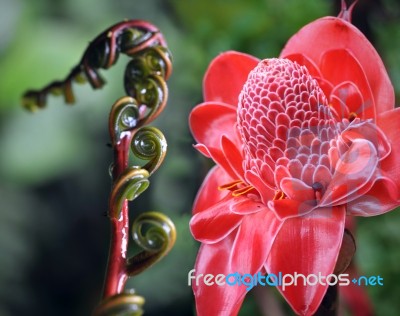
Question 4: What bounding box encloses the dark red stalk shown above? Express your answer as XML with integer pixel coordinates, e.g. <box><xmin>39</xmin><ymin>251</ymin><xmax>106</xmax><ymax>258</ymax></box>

<box><xmin>103</xmin><ymin>132</ymin><xmax>133</xmax><ymax>298</ymax></box>
<box><xmin>314</xmin><ymin>285</ymin><xmax>338</xmax><ymax>316</ymax></box>
<box><xmin>22</xmin><ymin>20</ymin><xmax>174</xmax><ymax>315</ymax></box>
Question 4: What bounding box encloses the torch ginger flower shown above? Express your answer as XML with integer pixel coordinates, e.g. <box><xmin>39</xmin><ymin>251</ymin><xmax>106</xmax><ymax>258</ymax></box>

<box><xmin>189</xmin><ymin>4</ymin><xmax>399</xmax><ymax>316</ymax></box>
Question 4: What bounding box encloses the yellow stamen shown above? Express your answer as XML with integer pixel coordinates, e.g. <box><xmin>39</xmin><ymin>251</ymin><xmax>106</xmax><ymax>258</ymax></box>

<box><xmin>273</xmin><ymin>190</ymin><xmax>286</xmax><ymax>200</ymax></box>
<box><xmin>232</xmin><ymin>186</ymin><xmax>255</xmax><ymax>197</ymax></box>
<box><xmin>218</xmin><ymin>180</ymin><xmax>243</xmax><ymax>191</ymax></box>
<box><xmin>218</xmin><ymin>179</ymin><xmax>255</xmax><ymax>197</ymax></box>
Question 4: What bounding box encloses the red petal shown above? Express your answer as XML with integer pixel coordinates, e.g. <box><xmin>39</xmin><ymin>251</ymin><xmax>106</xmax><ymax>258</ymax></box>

<box><xmin>193</xmin><ymin>165</ymin><xmax>232</xmax><ymax>214</ymax></box>
<box><xmin>320</xmin><ymin>139</ymin><xmax>378</xmax><ymax>206</ymax></box>
<box><xmin>193</xmin><ymin>143</ymin><xmax>211</xmax><ymax>158</ymax></box>
<box><xmin>280</xmin><ymin>178</ymin><xmax>314</xmax><ymax>202</ymax></box>
<box><xmin>202</xmin><ymin>145</ymin><xmax>242</xmax><ymax>180</ymax></box>
<box><xmin>229</xmin><ymin>198</ymin><xmax>267</xmax><ymax>215</ymax></box>
<box><xmin>268</xmin><ymin>198</ymin><xmax>314</xmax><ymax>220</ymax></box>
<box><xmin>193</xmin><ymin>143</ymin><xmax>238</xmax><ymax>179</ymax></box>
<box><xmin>193</xmin><ymin>210</ymin><xmax>282</xmax><ymax>315</ymax></box>
<box><xmin>189</xmin><ymin>102</ymin><xmax>238</xmax><ymax>149</ymax></box>
<box><xmin>330</xmin><ymin>81</ymin><xmax>363</xmax><ymax>118</ymax></box>
<box><xmin>265</xmin><ymin>206</ymin><xmax>346</xmax><ymax>316</ymax></box>
<box><xmin>280</xmin><ymin>17</ymin><xmax>394</xmax><ymax>115</ymax></box>
<box><xmin>221</xmin><ymin>135</ymin><xmax>244</xmax><ymax>179</ymax></box>
<box><xmin>274</xmin><ymin>164</ymin><xmax>291</xmax><ymax>189</ymax></box>
<box><xmin>341</xmin><ymin>120</ymin><xmax>391</xmax><ymax>160</ymax></box>
<box><xmin>319</xmin><ymin>49</ymin><xmax>375</xmax><ymax>119</ymax></box>
<box><xmin>377</xmin><ymin>107</ymin><xmax>400</xmax><ymax>192</ymax></box>
<box><xmin>192</xmin><ymin>232</ymin><xmax>246</xmax><ymax>316</ymax></box>
<box><xmin>190</xmin><ymin>195</ymin><xmax>243</xmax><ymax>243</ymax></box>
<box><xmin>230</xmin><ymin>210</ymin><xmax>283</xmax><ymax>274</ymax></box>
<box><xmin>284</xmin><ymin>53</ymin><xmax>322</xmax><ymax>78</ymax></box>
<box><xmin>244</xmin><ymin>169</ymin><xmax>275</xmax><ymax>204</ymax></box>
<box><xmin>330</xmin><ymin>94</ymin><xmax>350</xmax><ymax>120</ymax></box>
<box><xmin>204</xmin><ymin>51</ymin><xmax>260</xmax><ymax>105</ymax></box>
<box><xmin>347</xmin><ymin>175</ymin><xmax>399</xmax><ymax>216</ymax></box>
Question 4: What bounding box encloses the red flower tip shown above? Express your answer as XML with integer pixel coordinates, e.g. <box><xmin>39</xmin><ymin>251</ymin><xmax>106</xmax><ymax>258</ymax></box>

<box><xmin>338</xmin><ymin>0</ymin><xmax>358</xmax><ymax>23</ymax></box>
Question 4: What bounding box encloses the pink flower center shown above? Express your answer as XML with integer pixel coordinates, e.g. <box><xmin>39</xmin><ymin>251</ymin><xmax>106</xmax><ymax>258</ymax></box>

<box><xmin>237</xmin><ymin>58</ymin><xmax>341</xmax><ymax>204</ymax></box>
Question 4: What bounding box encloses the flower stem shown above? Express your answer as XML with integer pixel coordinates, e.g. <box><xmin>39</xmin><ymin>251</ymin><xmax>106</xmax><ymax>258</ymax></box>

<box><xmin>314</xmin><ymin>285</ymin><xmax>338</xmax><ymax>316</ymax></box>
<box><xmin>103</xmin><ymin>132</ymin><xmax>133</xmax><ymax>298</ymax></box>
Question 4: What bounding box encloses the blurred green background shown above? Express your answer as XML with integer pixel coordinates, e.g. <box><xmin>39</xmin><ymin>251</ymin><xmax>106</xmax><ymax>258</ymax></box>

<box><xmin>0</xmin><ymin>0</ymin><xmax>399</xmax><ymax>315</ymax></box>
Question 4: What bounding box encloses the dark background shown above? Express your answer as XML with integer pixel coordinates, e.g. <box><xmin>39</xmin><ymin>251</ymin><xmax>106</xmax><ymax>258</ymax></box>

<box><xmin>0</xmin><ymin>0</ymin><xmax>399</xmax><ymax>315</ymax></box>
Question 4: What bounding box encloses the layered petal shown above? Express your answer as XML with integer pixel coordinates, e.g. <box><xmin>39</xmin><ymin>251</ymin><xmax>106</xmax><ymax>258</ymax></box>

<box><xmin>269</xmin><ymin>198</ymin><xmax>314</xmax><ymax>220</ymax></box>
<box><xmin>190</xmin><ymin>195</ymin><xmax>244</xmax><ymax>243</ymax></box>
<box><xmin>265</xmin><ymin>206</ymin><xmax>346</xmax><ymax>316</ymax></box>
<box><xmin>193</xmin><ymin>209</ymin><xmax>283</xmax><ymax>316</ymax></box>
<box><xmin>280</xmin><ymin>17</ymin><xmax>394</xmax><ymax>115</ymax></box>
<box><xmin>341</xmin><ymin>120</ymin><xmax>391</xmax><ymax>160</ymax></box>
<box><xmin>230</xmin><ymin>210</ymin><xmax>283</xmax><ymax>277</ymax></box>
<box><xmin>347</xmin><ymin>175</ymin><xmax>399</xmax><ymax>216</ymax></box>
<box><xmin>320</xmin><ymin>139</ymin><xmax>378</xmax><ymax>206</ymax></box>
<box><xmin>221</xmin><ymin>135</ymin><xmax>245</xmax><ymax>179</ymax></box>
<box><xmin>190</xmin><ymin>101</ymin><xmax>246</xmax><ymax>179</ymax></box>
<box><xmin>330</xmin><ymin>81</ymin><xmax>363</xmax><ymax>120</ymax></box>
<box><xmin>229</xmin><ymin>198</ymin><xmax>268</xmax><ymax>215</ymax></box>
<box><xmin>319</xmin><ymin>49</ymin><xmax>375</xmax><ymax>119</ymax></box>
<box><xmin>245</xmin><ymin>169</ymin><xmax>275</xmax><ymax>204</ymax></box>
<box><xmin>377</xmin><ymin>107</ymin><xmax>400</xmax><ymax>194</ymax></box>
<box><xmin>282</xmin><ymin>53</ymin><xmax>322</xmax><ymax>78</ymax></box>
<box><xmin>203</xmin><ymin>51</ymin><xmax>260</xmax><ymax>105</ymax></box>
<box><xmin>192</xmin><ymin>232</ymin><xmax>246</xmax><ymax>316</ymax></box>
<box><xmin>280</xmin><ymin>177</ymin><xmax>315</xmax><ymax>202</ymax></box>
<box><xmin>194</xmin><ymin>144</ymin><xmax>241</xmax><ymax>180</ymax></box>
<box><xmin>189</xmin><ymin>102</ymin><xmax>237</xmax><ymax>149</ymax></box>
<box><xmin>193</xmin><ymin>165</ymin><xmax>232</xmax><ymax>214</ymax></box>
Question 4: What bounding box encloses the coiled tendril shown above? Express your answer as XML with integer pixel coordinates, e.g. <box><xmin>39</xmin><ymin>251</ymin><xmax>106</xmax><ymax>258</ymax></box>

<box><xmin>22</xmin><ymin>20</ymin><xmax>175</xmax><ymax>316</ymax></box>
<box><xmin>22</xmin><ymin>20</ymin><xmax>172</xmax><ymax>114</ymax></box>
<box><xmin>131</xmin><ymin>127</ymin><xmax>167</xmax><ymax>175</ymax></box>
<box><xmin>127</xmin><ymin>212</ymin><xmax>176</xmax><ymax>277</ymax></box>
<box><xmin>109</xmin><ymin>96</ymin><xmax>141</xmax><ymax>144</ymax></box>
<box><xmin>93</xmin><ymin>291</ymin><xmax>145</xmax><ymax>316</ymax></box>
<box><xmin>109</xmin><ymin>168</ymin><xmax>150</xmax><ymax>219</ymax></box>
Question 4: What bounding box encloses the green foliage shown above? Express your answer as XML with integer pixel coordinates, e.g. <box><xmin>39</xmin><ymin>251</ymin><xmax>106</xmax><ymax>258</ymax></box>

<box><xmin>171</xmin><ymin>0</ymin><xmax>330</xmax><ymax>57</ymax></box>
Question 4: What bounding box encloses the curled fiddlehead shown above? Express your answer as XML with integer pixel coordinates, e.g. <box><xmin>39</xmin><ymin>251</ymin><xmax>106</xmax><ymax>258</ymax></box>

<box><xmin>93</xmin><ymin>291</ymin><xmax>145</xmax><ymax>316</ymax></box>
<box><xmin>131</xmin><ymin>127</ymin><xmax>167</xmax><ymax>175</ymax></box>
<box><xmin>22</xmin><ymin>20</ymin><xmax>176</xmax><ymax>316</ymax></box>
<box><xmin>109</xmin><ymin>167</ymin><xmax>150</xmax><ymax>219</ymax></box>
<box><xmin>108</xmin><ymin>96</ymin><xmax>141</xmax><ymax>145</ymax></box>
<box><xmin>22</xmin><ymin>20</ymin><xmax>172</xmax><ymax>113</ymax></box>
<box><xmin>127</xmin><ymin>212</ymin><xmax>176</xmax><ymax>277</ymax></box>
<box><xmin>124</xmin><ymin>46</ymin><xmax>172</xmax><ymax>126</ymax></box>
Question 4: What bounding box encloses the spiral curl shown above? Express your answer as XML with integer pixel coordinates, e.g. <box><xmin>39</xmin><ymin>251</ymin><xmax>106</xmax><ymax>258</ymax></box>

<box><xmin>22</xmin><ymin>20</ymin><xmax>172</xmax><ymax>113</ymax></box>
<box><xmin>127</xmin><ymin>212</ymin><xmax>176</xmax><ymax>277</ymax></box>
<box><xmin>22</xmin><ymin>20</ymin><xmax>176</xmax><ymax>314</ymax></box>
<box><xmin>131</xmin><ymin>127</ymin><xmax>167</xmax><ymax>175</ymax></box>
<box><xmin>109</xmin><ymin>168</ymin><xmax>150</xmax><ymax>219</ymax></box>
<box><xmin>93</xmin><ymin>291</ymin><xmax>145</xmax><ymax>316</ymax></box>
<box><xmin>108</xmin><ymin>96</ymin><xmax>141</xmax><ymax>143</ymax></box>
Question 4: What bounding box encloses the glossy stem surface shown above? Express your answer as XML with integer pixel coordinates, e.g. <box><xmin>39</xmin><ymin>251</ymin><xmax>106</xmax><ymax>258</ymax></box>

<box><xmin>103</xmin><ymin>132</ymin><xmax>133</xmax><ymax>298</ymax></box>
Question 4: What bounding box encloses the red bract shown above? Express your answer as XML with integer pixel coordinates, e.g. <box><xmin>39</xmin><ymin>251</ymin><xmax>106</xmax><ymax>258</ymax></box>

<box><xmin>189</xmin><ymin>5</ymin><xmax>400</xmax><ymax>316</ymax></box>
